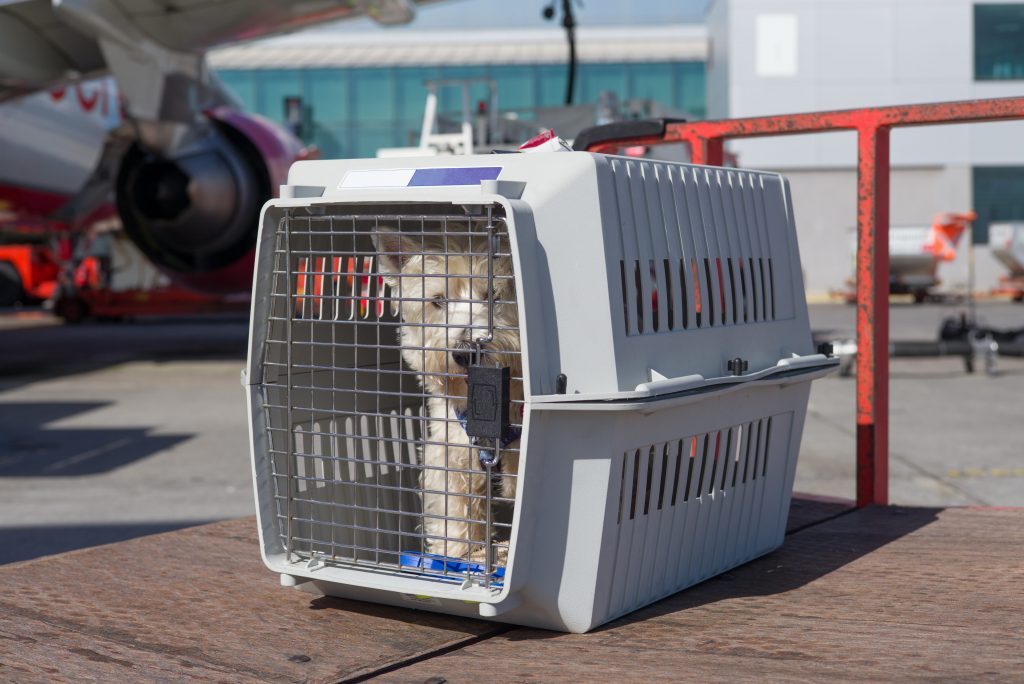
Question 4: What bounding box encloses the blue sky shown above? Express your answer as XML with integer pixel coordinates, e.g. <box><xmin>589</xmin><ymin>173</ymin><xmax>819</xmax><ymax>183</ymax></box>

<box><xmin>330</xmin><ymin>0</ymin><xmax>711</xmax><ymax>32</ymax></box>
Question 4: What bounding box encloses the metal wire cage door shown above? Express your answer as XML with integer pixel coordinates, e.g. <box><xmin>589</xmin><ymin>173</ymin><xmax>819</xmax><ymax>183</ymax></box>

<box><xmin>258</xmin><ymin>204</ymin><xmax>522</xmax><ymax>588</ymax></box>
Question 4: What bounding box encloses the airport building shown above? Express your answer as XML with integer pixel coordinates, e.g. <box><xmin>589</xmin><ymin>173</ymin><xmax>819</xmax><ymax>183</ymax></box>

<box><xmin>211</xmin><ymin>0</ymin><xmax>1024</xmax><ymax>295</ymax></box>
<box><xmin>210</xmin><ymin>26</ymin><xmax>707</xmax><ymax>159</ymax></box>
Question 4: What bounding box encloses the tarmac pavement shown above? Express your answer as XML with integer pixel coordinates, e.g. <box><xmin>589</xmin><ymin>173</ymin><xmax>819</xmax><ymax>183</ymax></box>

<box><xmin>802</xmin><ymin>301</ymin><xmax>1024</xmax><ymax>506</ymax></box>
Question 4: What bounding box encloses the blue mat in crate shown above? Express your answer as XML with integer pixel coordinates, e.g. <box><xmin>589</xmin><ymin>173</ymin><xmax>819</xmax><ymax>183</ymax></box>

<box><xmin>400</xmin><ymin>551</ymin><xmax>505</xmax><ymax>584</ymax></box>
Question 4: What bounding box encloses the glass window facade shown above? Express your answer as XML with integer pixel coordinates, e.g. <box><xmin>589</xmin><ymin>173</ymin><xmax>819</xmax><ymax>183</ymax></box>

<box><xmin>973</xmin><ymin>166</ymin><xmax>1024</xmax><ymax>243</ymax></box>
<box><xmin>216</xmin><ymin>61</ymin><xmax>706</xmax><ymax>158</ymax></box>
<box><xmin>975</xmin><ymin>4</ymin><xmax>1024</xmax><ymax>80</ymax></box>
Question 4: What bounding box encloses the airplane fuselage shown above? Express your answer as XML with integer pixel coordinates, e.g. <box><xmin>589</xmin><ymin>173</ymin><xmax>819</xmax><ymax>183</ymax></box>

<box><xmin>0</xmin><ymin>79</ymin><xmax>119</xmax><ymax>222</ymax></box>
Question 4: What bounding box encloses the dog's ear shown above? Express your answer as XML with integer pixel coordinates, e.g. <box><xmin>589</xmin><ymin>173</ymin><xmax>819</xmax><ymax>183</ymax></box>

<box><xmin>370</xmin><ymin>226</ymin><xmax>418</xmax><ymax>276</ymax></box>
<box><xmin>371</xmin><ymin>227</ymin><xmax>428</xmax><ymax>316</ymax></box>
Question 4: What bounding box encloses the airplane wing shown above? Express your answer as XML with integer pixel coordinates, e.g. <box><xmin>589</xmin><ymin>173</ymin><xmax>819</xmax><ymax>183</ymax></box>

<box><xmin>0</xmin><ymin>0</ymin><xmax>441</xmax><ymax>102</ymax></box>
<box><xmin>0</xmin><ymin>0</ymin><xmax>104</xmax><ymax>100</ymax></box>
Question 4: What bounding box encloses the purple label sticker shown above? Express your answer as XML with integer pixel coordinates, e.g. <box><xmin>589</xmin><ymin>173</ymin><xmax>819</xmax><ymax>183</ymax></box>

<box><xmin>407</xmin><ymin>167</ymin><xmax>502</xmax><ymax>186</ymax></box>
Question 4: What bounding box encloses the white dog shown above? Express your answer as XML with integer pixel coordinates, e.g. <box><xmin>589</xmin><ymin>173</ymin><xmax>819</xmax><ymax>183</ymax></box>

<box><xmin>372</xmin><ymin>226</ymin><xmax>522</xmax><ymax>565</ymax></box>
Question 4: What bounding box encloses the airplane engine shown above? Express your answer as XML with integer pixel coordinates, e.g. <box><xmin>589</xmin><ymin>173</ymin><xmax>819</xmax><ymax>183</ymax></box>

<box><xmin>115</xmin><ymin>109</ymin><xmax>302</xmax><ymax>295</ymax></box>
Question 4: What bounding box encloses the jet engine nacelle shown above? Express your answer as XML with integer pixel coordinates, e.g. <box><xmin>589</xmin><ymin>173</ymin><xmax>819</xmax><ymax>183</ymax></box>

<box><xmin>116</xmin><ymin>109</ymin><xmax>302</xmax><ymax>294</ymax></box>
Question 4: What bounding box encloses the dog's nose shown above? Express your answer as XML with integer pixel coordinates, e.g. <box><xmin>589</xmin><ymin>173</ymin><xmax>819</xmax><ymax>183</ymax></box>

<box><xmin>451</xmin><ymin>341</ymin><xmax>473</xmax><ymax>368</ymax></box>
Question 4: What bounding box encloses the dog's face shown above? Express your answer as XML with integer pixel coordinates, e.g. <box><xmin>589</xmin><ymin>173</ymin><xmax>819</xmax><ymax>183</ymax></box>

<box><xmin>372</xmin><ymin>227</ymin><xmax>521</xmax><ymax>398</ymax></box>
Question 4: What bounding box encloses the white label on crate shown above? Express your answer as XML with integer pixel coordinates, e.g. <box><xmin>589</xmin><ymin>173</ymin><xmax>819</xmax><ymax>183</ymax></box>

<box><xmin>756</xmin><ymin>14</ymin><xmax>798</xmax><ymax>77</ymax></box>
<box><xmin>402</xmin><ymin>593</ymin><xmax>442</xmax><ymax>606</ymax></box>
<box><xmin>339</xmin><ymin>166</ymin><xmax>502</xmax><ymax>189</ymax></box>
<box><xmin>339</xmin><ymin>168</ymin><xmax>416</xmax><ymax>188</ymax></box>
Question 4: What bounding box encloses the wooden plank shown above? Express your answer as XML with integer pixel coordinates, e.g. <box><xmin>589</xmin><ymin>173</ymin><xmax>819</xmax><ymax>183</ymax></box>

<box><xmin>0</xmin><ymin>519</ymin><xmax>500</xmax><ymax>683</ymax></box>
<box><xmin>374</xmin><ymin>507</ymin><xmax>1024</xmax><ymax>683</ymax></box>
<box><xmin>0</xmin><ymin>611</ymin><xmax>266</xmax><ymax>684</ymax></box>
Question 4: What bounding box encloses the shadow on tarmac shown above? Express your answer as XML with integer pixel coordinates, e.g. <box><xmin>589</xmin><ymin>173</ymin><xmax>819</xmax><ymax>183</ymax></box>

<box><xmin>0</xmin><ymin>401</ymin><xmax>192</xmax><ymax>477</ymax></box>
<box><xmin>0</xmin><ymin>521</ymin><xmax>210</xmax><ymax>565</ymax></box>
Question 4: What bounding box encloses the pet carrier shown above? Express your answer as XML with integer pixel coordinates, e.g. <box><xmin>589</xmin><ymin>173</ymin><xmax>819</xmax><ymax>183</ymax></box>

<box><xmin>244</xmin><ymin>152</ymin><xmax>837</xmax><ymax>633</ymax></box>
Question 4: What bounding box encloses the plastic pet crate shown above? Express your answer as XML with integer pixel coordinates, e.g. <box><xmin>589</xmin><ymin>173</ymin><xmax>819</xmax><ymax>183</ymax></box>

<box><xmin>244</xmin><ymin>152</ymin><xmax>837</xmax><ymax>633</ymax></box>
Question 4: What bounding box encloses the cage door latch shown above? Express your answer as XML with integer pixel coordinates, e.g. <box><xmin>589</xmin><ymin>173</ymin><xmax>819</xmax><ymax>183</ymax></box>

<box><xmin>727</xmin><ymin>357</ymin><xmax>749</xmax><ymax>376</ymax></box>
<box><xmin>465</xmin><ymin>365</ymin><xmax>511</xmax><ymax>443</ymax></box>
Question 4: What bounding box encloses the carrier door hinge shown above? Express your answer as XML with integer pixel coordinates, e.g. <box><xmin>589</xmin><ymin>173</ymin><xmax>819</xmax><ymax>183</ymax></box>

<box><xmin>465</xmin><ymin>365</ymin><xmax>511</xmax><ymax>440</ymax></box>
<box><xmin>305</xmin><ymin>552</ymin><xmax>328</xmax><ymax>572</ymax></box>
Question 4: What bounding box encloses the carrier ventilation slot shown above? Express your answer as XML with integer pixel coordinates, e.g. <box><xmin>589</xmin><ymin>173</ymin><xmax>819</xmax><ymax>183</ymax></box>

<box><xmin>618</xmin><ymin>257</ymin><xmax>775</xmax><ymax>336</ymax></box>
<box><xmin>266</xmin><ymin>407</ymin><xmax>426</xmax><ymax>564</ymax></box>
<box><xmin>612</xmin><ymin>160</ymin><xmax>779</xmax><ymax>336</ymax></box>
<box><xmin>616</xmin><ymin>417</ymin><xmax>775</xmax><ymax>524</ymax></box>
<box><xmin>290</xmin><ymin>255</ymin><xmax>387</xmax><ymax>322</ymax></box>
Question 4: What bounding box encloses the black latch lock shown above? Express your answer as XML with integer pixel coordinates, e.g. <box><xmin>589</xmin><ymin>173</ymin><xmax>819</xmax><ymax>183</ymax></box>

<box><xmin>727</xmin><ymin>357</ymin><xmax>749</xmax><ymax>376</ymax></box>
<box><xmin>465</xmin><ymin>365</ymin><xmax>511</xmax><ymax>440</ymax></box>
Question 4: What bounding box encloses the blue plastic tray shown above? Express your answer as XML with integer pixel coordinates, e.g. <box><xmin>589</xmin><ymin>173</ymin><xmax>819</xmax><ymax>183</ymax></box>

<box><xmin>400</xmin><ymin>551</ymin><xmax>505</xmax><ymax>583</ymax></box>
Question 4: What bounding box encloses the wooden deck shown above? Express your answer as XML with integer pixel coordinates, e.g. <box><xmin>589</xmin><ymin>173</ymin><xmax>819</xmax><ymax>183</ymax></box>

<box><xmin>1</xmin><ymin>497</ymin><xmax>1021</xmax><ymax>683</ymax></box>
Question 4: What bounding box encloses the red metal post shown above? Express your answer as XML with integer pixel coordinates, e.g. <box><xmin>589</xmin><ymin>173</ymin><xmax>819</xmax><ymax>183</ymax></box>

<box><xmin>681</xmin><ymin>133</ymin><xmax>707</xmax><ymax>165</ymax></box>
<box><xmin>855</xmin><ymin>124</ymin><xmax>890</xmax><ymax>507</ymax></box>
<box><xmin>681</xmin><ymin>133</ymin><xmax>725</xmax><ymax>166</ymax></box>
<box><xmin>704</xmin><ymin>138</ymin><xmax>725</xmax><ymax>167</ymax></box>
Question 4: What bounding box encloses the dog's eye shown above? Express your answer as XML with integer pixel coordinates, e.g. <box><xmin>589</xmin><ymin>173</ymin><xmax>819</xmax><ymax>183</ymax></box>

<box><xmin>430</xmin><ymin>295</ymin><xmax>445</xmax><ymax>308</ymax></box>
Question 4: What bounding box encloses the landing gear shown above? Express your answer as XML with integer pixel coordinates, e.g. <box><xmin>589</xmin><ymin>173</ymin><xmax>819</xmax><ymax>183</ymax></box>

<box><xmin>53</xmin><ymin>295</ymin><xmax>89</xmax><ymax>324</ymax></box>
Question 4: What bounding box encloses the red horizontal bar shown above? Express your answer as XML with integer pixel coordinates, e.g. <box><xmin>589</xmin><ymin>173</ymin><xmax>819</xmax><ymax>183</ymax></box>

<box><xmin>663</xmin><ymin>97</ymin><xmax>1024</xmax><ymax>141</ymax></box>
<box><xmin>585</xmin><ymin>97</ymin><xmax>1024</xmax><ymax>155</ymax></box>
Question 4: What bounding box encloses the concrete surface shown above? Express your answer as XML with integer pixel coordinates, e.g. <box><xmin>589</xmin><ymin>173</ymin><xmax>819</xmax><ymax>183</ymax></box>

<box><xmin>0</xmin><ymin>302</ymin><xmax>1021</xmax><ymax>565</ymax></box>
<box><xmin>802</xmin><ymin>301</ymin><xmax>1024</xmax><ymax>505</ymax></box>
<box><xmin>0</xmin><ymin>314</ymin><xmax>253</xmax><ymax>564</ymax></box>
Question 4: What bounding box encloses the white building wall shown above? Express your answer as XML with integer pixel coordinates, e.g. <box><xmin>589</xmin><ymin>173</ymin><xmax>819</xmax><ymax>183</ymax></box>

<box><xmin>707</xmin><ymin>0</ymin><xmax>1022</xmax><ymax>294</ymax></box>
<box><xmin>705</xmin><ymin>0</ymin><xmax>731</xmax><ymax>120</ymax></box>
<box><xmin>710</xmin><ymin>0</ymin><xmax>1024</xmax><ymax>168</ymax></box>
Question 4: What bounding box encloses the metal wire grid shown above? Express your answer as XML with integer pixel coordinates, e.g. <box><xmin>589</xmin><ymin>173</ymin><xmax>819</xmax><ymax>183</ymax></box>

<box><xmin>259</xmin><ymin>206</ymin><xmax>522</xmax><ymax>587</ymax></box>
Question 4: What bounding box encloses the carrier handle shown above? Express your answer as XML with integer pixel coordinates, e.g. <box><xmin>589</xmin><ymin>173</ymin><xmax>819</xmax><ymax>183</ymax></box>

<box><xmin>573</xmin><ymin>118</ymin><xmax>687</xmax><ymax>153</ymax></box>
<box><xmin>634</xmin><ymin>354</ymin><xmax>832</xmax><ymax>396</ymax></box>
<box><xmin>633</xmin><ymin>373</ymin><xmax>706</xmax><ymax>396</ymax></box>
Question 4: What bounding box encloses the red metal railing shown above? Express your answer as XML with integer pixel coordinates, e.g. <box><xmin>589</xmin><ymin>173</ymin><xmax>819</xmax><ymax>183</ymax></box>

<box><xmin>585</xmin><ymin>97</ymin><xmax>1024</xmax><ymax>507</ymax></box>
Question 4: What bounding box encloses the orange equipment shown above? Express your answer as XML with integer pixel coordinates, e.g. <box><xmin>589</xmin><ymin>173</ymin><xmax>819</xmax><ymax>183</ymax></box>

<box><xmin>923</xmin><ymin>211</ymin><xmax>975</xmax><ymax>262</ymax></box>
<box><xmin>0</xmin><ymin>243</ymin><xmax>60</xmax><ymax>305</ymax></box>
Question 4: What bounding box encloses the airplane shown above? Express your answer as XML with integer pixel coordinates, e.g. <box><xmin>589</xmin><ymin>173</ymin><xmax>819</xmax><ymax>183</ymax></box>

<box><xmin>0</xmin><ymin>0</ymin><xmax>441</xmax><ymax>296</ymax></box>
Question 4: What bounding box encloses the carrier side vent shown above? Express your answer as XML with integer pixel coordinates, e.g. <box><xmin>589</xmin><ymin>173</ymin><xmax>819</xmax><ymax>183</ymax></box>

<box><xmin>611</xmin><ymin>159</ymin><xmax>779</xmax><ymax>336</ymax></box>
<box><xmin>616</xmin><ymin>416</ymin><xmax>775</xmax><ymax>524</ymax></box>
<box><xmin>606</xmin><ymin>413</ymin><xmax>789</xmax><ymax>623</ymax></box>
